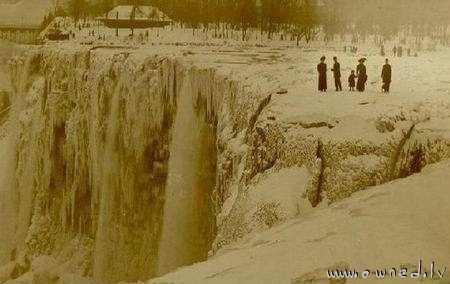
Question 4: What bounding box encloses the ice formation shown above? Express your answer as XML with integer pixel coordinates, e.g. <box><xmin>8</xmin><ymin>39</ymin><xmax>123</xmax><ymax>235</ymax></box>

<box><xmin>0</xmin><ymin>43</ymin><xmax>449</xmax><ymax>283</ymax></box>
<box><xmin>0</xmin><ymin>45</ymin><xmax>227</xmax><ymax>282</ymax></box>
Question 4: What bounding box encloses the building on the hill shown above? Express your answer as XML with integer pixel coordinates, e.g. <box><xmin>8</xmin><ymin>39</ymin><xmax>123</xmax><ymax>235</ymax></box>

<box><xmin>0</xmin><ymin>0</ymin><xmax>52</xmax><ymax>43</ymax></box>
<box><xmin>98</xmin><ymin>5</ymin><xmax>172</xmax><ymax>29</ymax></box>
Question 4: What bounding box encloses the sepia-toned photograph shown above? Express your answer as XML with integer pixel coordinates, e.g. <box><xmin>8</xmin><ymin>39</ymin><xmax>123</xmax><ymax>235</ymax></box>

<box><xmin>0</xmin><ymin>0</ymin><xmax>449</xmax><ymax>283</ymax></box>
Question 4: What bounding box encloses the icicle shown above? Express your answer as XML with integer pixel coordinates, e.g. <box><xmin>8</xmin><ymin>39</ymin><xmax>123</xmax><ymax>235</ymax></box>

<box><xmin>0</xmin><ymin>54</ymin><xmax>33</xmax><ymax>265</ymax></box>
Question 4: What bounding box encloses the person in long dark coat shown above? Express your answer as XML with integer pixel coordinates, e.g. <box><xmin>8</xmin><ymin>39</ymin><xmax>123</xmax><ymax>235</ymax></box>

<box><xmin>381</xmin><ymin>58</ymin><xmax>392</xmax><ymax>93</ymax></box>
<box><xmin>331</xmin><ymin>56</ymin><xmax>342</xmax><ymax>91</ymax></box>
<box><xmin>356</xmin><ymin>58</ymin><xmax>367</xmax><ymax>92</ymax></box>
<box><xmin>317</xmin><ymin>56</ymin><xmax>327</xmax><ymax>92</ymax></box>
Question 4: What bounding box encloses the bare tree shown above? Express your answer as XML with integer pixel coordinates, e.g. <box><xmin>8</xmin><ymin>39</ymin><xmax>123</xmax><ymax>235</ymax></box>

<box><xmin>68</xmin><ymin>0</ymin><xmax>88</xmax><ymax>23</ymax></box>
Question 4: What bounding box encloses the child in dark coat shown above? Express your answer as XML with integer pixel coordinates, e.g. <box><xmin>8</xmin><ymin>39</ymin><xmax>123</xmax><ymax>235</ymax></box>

<box><xmin>348</xmin><ymin>70</ymin><xmax>356</xmax><ymax>91</ymax></box>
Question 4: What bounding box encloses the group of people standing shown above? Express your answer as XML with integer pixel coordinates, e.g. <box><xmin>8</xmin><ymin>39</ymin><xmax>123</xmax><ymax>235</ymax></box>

<box><xmin>317</xmin><ymin>56</ymin><xmax>392</xmax><ymax>93</ymax></box>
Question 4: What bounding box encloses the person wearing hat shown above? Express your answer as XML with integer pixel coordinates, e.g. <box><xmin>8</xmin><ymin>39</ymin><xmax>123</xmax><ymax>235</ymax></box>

<box><xmin>356</xmin><ymin>58</ymin><xmax>367</xmax><ymax>92</ymax></box>
<box><xmin>381</xmin><ymin>58</ymin><xmax>392</xmax><ymax>93</ymax></box>
<box><xmin>331</xmin><ymin>56</ymin><xmax>342</xmax><ymax>92</ymax></box>
<box><xmin>317</xmin><ymin>56</ymin><xmax>327</xmax><ymax>92</ymax></box>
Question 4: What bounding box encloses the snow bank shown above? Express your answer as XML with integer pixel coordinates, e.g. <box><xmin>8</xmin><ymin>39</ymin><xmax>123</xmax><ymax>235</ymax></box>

<box><xmin>151</xmin><ymin>161</ymin><xmax>450</xmax><ymax>284</ymax></box>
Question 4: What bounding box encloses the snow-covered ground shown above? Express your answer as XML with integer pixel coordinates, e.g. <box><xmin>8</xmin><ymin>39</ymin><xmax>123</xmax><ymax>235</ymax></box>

<box><xmin>0</xmin><ymin>29</ymin><xmax>449</xmax><ymax>283</ymax></box>
<box><xmin>151</xmin><ymin>161</ymin><xmax>450</xmax><ymax>284</ymax></box>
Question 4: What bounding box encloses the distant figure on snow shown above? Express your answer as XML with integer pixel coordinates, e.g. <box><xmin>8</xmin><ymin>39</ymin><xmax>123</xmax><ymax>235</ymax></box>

<box><xmin>348</xmin><ymin>70</ymin><xmax>356</xmax><ymax>91</ymax></box>
<box><xmin>356</xmin><ymin>58</ymin><xmax>367</xmax><ymax>92</ymax></box>
<box><xmin>393</xmin><ymin>46</ymin><xmax>397</xmax><ymax>57</ymax></box>
<box><xmin>381</xmin><ymin>58</ymin><xmax>392</xmax><ymax>93</ymax></box>
<box><xmin>381</xmin><ymin>45</ymin><xmax>385</xmax><ymax>56</ymax></box>
<box><xmin>331</xmin><ymin>56</ymin><xmax>342</xmax><ymax>91</ymax></box>
<box><xmin>317</xmin><ymin>56</ymin><xmax>327</xmax><ymax>92</ymax></box>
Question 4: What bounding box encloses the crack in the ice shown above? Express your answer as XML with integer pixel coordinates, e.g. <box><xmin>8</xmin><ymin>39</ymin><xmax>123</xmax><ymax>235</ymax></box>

<box><xmin>295</xmin><ymin>121</ymin><xmax>336</xmax><ymax>129</ymax></box>
<box><xmin>248</xmin><ymin>93</ymin><xmax>272</xmax><ymax>131</ymax></box>
<box><xmin>312</xmin><ymin>139</ymin><xmax>326</xmax><ymax>207</ymax></box>
<box><xmin>389</xmin><ymin>123</ymin><xmax>416</xmax><ymax>180</ymax></box>
<box><xmin>205</xmin><ymin>265</ymin><xmax>240</xmax><ymax>279</ymax></box>
<box><xmin>0</xmin><ymin>106</ymin><xmax>10</xmax><ymax>125</ymax></box>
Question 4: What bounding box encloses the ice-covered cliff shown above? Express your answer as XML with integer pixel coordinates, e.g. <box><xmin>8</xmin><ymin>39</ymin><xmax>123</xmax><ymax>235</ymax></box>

<box><xmin>0</xmin><ymin>45</ymin><xmax>221</xmax><ymax>282</ymax></box>
<box><xmin>0</xmin><ymin>43</ymin><xmax>449</xmax><ymax>283</ymax></box>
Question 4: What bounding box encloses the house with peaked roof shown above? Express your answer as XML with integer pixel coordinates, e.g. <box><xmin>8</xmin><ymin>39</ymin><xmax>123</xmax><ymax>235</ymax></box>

<box><xmin>98</xmin><ymin>5</ymin><xmax>172</xmax><ymax>29</ymax></box>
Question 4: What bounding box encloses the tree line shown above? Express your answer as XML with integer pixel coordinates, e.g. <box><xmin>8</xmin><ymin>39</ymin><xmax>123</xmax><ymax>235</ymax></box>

<box><xmin>58</xmin><ymin>0</ymin><xmax>450</xmax><ymax>44</ymax></box>
<box><xmin>59</xmin><ymin>0</ymin><xmax>320</xmax><ymax>43</ymax></box>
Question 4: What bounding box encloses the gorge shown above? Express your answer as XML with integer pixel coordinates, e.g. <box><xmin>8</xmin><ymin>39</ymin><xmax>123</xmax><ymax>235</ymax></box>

<box><xmin>0</xmin><ymin>42</ymin><xmax>449</xmax><ymax>283</ymax></box>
